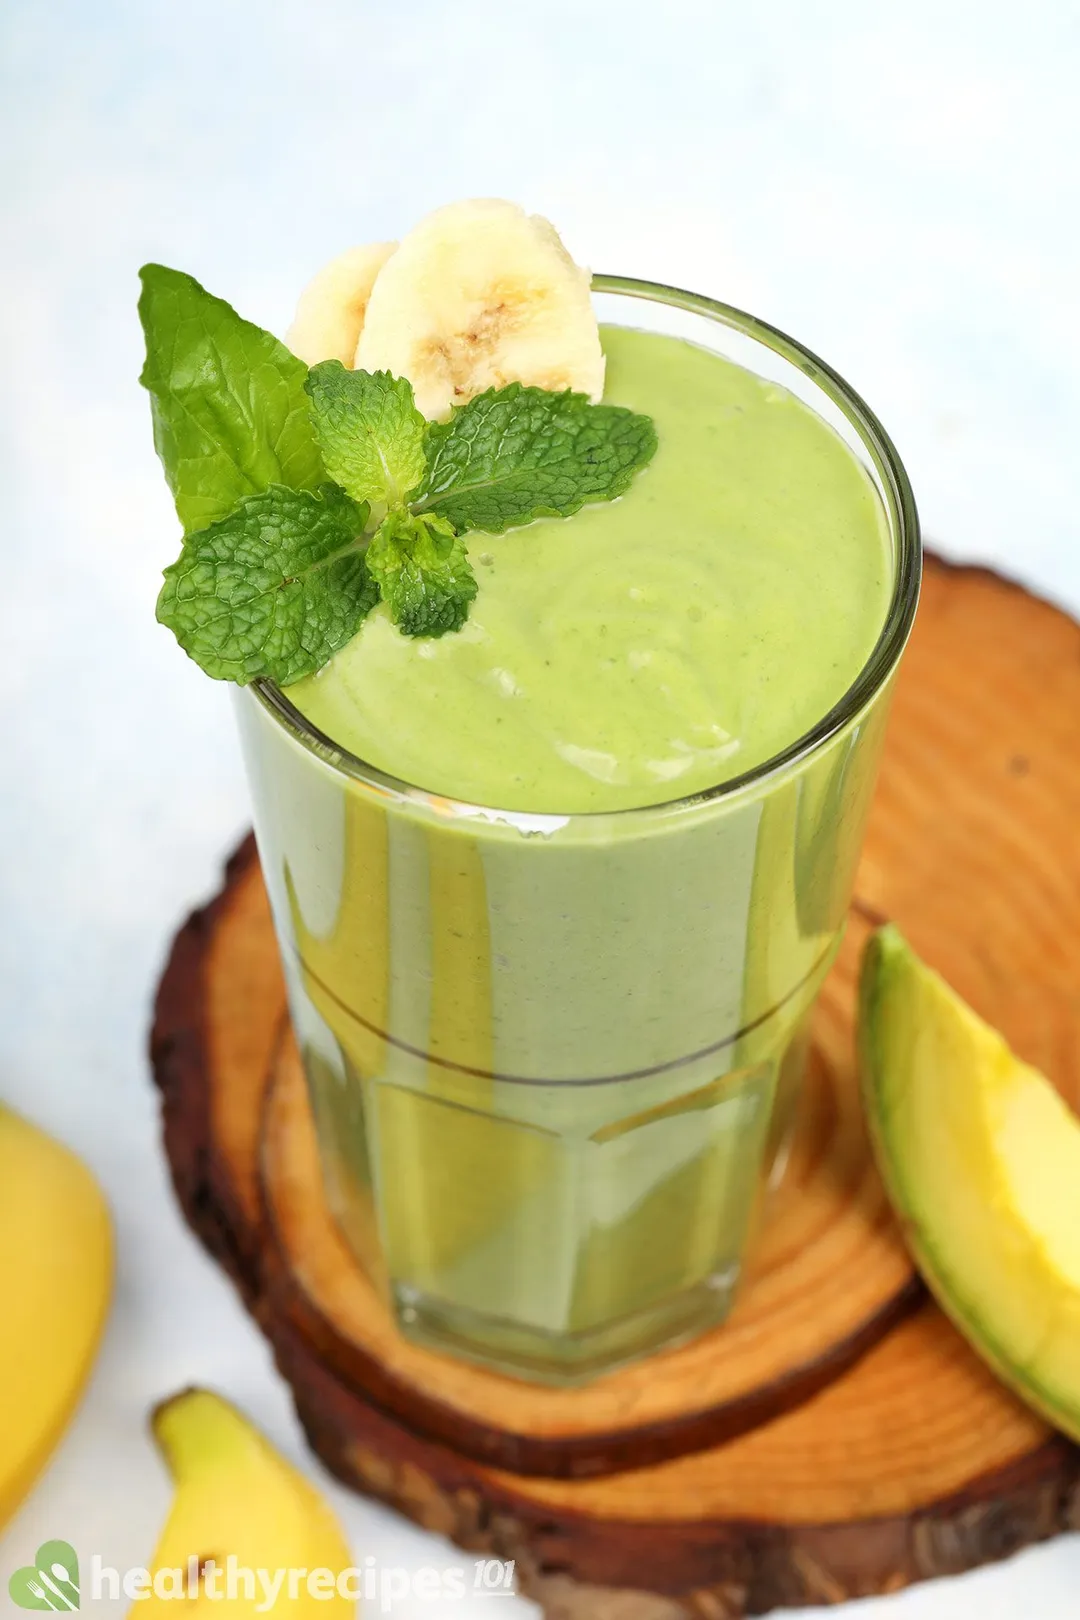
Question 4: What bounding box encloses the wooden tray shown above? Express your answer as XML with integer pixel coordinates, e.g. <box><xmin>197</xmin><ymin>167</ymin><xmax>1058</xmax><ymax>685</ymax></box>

<box><xmin>151</xmin><ymin>557</ymin><xmax>1080</xmax><ymax>1615</ymax></box>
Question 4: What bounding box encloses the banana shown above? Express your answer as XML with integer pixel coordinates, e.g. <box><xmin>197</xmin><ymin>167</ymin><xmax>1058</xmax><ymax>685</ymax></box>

<box><xmin>285</xmin><ymin>241</ymin><xmax>397</xmax><ymax>366</ymax></box>
<box><xmin>355</xmin><ymin>198</ymin><xmax>605</xmax><ymax>420</ymax></box>
<box><xmin>137</xmin><ymin>1388</ymin><xmax>355</xmax><ymax>1615</ymax></box>
<box><xmin>0</xmin><ymin>1104</ymin><xmax>113</xmax><ymax>1531</ymax></box>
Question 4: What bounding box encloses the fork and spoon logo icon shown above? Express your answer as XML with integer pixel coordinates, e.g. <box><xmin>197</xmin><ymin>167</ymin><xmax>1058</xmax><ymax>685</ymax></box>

<box><xmin>8</xmin><ymin>1541</ymin><xmax>80</xmax><ymax>1610</ymax></box>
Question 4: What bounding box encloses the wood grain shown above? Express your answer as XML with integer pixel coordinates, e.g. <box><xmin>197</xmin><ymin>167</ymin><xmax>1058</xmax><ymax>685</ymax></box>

<box><xmin>151</xmin><ymin>557</ymin><xmax>1080</xmax><ymax>1614</ymax></box>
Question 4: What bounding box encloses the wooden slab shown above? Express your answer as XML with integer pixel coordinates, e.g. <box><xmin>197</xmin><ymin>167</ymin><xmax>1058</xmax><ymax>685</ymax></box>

<box><xmin>151</xmin><ymin>557</ymin><xmax>1080</xmax><ymax>1614</ymax></box>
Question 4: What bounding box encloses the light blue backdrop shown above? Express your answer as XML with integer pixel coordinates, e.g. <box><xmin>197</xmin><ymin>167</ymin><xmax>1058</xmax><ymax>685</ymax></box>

<box><xmin>1</xmin><ymin>4</ymin><xmax>1077</xmax><ymax>1616</ymax></box>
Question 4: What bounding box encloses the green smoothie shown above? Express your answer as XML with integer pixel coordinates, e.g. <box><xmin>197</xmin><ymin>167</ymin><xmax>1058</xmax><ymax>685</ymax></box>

<box><xmin>236</xmin><ymin>301</ymin><xmax>910</xmax><ymax>1383</ymax></box>
<box><xmin>288</xmin><ymin>328</ymin><xmax>890</xmax><ymax>811</ymax></box>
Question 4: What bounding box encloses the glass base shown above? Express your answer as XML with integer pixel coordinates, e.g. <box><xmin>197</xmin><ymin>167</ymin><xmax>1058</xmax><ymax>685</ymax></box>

<box><xmin>391</xmin><ymin>1265</ymin><xmax>741</xmax><ymax>1386</ymax></box>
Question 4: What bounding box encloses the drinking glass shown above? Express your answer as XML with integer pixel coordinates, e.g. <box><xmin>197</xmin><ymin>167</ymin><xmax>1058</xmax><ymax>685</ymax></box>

<box><xmin>235</xmin><ymin>278</ymin><xmax>921</xmax><ymax>1384</ymax></box>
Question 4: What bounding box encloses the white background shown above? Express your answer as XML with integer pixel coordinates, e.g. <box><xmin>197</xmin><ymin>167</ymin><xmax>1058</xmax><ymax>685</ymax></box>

<box><xmin>1</xmin><ymin>2</ymin><xmax>1078</xmax><ymax>1615</ymax></box>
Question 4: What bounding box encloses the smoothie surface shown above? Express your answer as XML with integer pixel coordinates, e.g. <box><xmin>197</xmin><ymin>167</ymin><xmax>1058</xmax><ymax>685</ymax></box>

<box><xmin>285</xmin><ymin>327</ymin><xmax>891</xmax><ymax>812</ymax></box>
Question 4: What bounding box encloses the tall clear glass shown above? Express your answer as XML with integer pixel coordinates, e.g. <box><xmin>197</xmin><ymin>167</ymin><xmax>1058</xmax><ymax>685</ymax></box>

<box><xmin>235</xmin><ymin>279</ymin><xmax>921</xmax><ymax>1385</ymax></box>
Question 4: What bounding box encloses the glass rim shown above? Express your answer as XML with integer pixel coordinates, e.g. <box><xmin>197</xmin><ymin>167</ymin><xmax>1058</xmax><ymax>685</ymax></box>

<box><xmin>251</xmin><ymin>274</ymin><xmax>922</xmax><ymax>826</ymax></box>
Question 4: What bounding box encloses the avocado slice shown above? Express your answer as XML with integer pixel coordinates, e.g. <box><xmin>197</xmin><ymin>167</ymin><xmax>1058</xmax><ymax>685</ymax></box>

<box><xmin>859</xmin><ymin>925</ymin><xmax>1080</xmax><ymax>1442</ymax></box>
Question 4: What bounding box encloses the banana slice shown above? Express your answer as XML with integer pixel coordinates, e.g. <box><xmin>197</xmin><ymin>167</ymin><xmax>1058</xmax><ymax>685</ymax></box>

<box><xmin>355</xmin><ymin>198</ymin><xmax>605</xmax><ymax>420</ymax></box>
<box><xmin>285</xmin><ymin>241</ymin><xmax>397</xmax><ymax>366</ymax></box>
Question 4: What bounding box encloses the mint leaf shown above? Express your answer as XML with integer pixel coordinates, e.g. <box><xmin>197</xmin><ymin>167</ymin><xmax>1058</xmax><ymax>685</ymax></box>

<box><xmin>157</xmin><ymin>485</ymin><xmax>374</xmax><ymax>683</ymax></box>
<box><xmin>304</xmin><ymin>363</ymin><xmax>427</xmax><ymax>508</ymax></box>
<box><xmin>139</xmin><ymin>265</ymin><xmax>324</xmax><ymax>532</ymax></box>
<box><xmin>413</xmin><ymin>384</ymin><xmax>657</xmax><ymax>535</ymax></box>
<box><xmin>367</xmin><ymin>511</ymin><xmax>477</xmax><ymax>638</ymax></box>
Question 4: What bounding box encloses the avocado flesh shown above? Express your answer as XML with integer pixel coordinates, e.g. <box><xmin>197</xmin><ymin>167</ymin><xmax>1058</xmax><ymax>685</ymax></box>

<box><xmin>859</xmin><ymin>926</ymin><xmax>1080</xmax><ymax>1442</ymax></box>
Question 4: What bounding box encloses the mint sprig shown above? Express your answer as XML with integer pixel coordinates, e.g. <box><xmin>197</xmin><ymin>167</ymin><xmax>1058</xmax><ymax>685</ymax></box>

<box><xmin>140</xmin><ymin>264</ymin><xmax>657</xmax><ymax>684</ymax></box>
